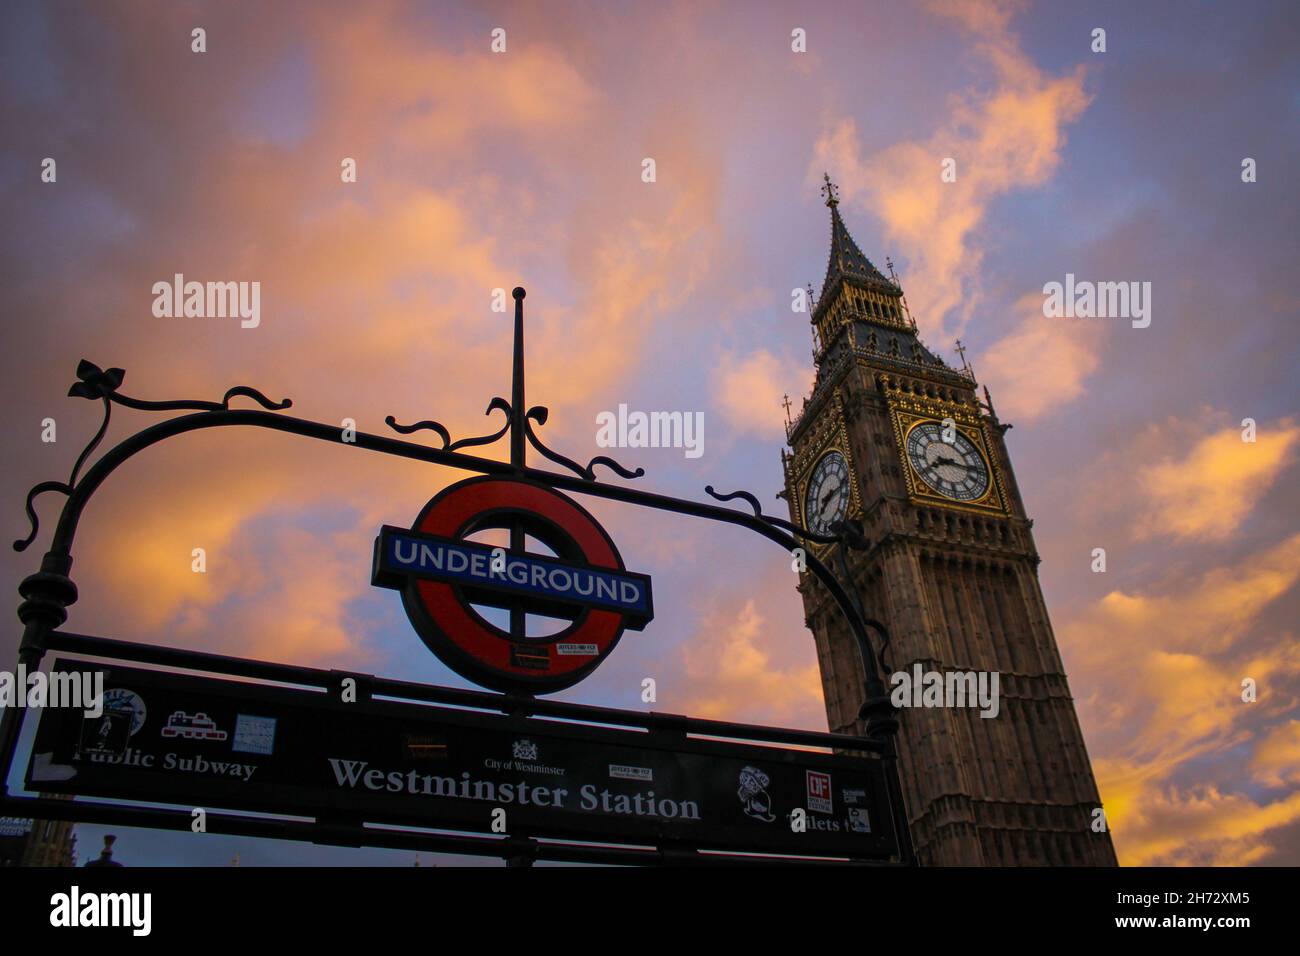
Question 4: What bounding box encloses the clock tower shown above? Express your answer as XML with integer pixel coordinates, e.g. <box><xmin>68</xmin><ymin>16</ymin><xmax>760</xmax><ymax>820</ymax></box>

<box><xmin>782</xmin><ymin>177</ymin><xmax>1117</xmax><ymax>866</ymax></box>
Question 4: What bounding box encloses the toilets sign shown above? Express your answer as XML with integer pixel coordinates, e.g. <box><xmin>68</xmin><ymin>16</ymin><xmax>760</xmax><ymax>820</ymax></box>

<box><xmin>373</xmin><ymin>476</ymin><xmax>653</xmax><ymax>694</ymax></box>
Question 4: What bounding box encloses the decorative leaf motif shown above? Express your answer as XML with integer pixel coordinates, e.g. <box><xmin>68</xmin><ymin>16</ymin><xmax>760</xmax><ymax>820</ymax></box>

<box><xmin>68</xmin><ymin>359</ymin><xmax>126</xmax><ymax>399</ymax></box>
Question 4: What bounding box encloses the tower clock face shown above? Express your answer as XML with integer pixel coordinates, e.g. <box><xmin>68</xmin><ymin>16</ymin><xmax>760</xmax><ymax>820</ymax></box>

<box><xmin>805</xmin><ymin>450</ymin><xmax>851</xmax><ymax>535</ymax></box>
<box><xmin>905</xmin><ymin>421</ymin><xmax>990</xmax><ymax>502</ymax></box>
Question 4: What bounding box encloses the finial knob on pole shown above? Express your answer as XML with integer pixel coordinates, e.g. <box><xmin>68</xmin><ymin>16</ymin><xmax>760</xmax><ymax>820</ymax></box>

<box><xmin>821</xmin><ymin>172</ymin><xmax>840</xmax><ymax>207</ymax></box>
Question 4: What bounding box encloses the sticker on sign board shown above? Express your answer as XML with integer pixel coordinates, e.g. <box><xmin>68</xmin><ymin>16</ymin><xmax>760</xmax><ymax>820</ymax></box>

<box><xmin>806</xmin><ymin>769</ymin><xmax>833</xmax><ymax>814</ymax></box>
<box><xmin>232</xmin><ymin>715</ymin><xmax>276</xmax><ymax>755</ymax></box>
<box><xmin>609</xmin><ymin>764</ymin><xmax>653</xmax><ymax>781</ymax></box>
<box><xmin>101</xmin><ymin>688</ymin><xmax>147</xmax><ymax>735</ymax></box>
<box><xmin>29</xmin><ymin>752</ymin><xmax>77</xmax><ymax>783</ymax></box>
<box><xmin>161</xmin><ymin>711</ymin><xmax>228</xmax><ymax>742</ymax></box>
<box><xmin>738</xmin><ymin>766</ymin><xmax>776</xmax><ymax>823</ymax></box>
<box><xmin>509</xmin><ymin>646</ymin><xmax>550</xmax><ymax>671</ymax></box>
<box><xmin>555</xmin><ymin>643</ymin><xmax>599</xmax><ymax>656</ymax></box>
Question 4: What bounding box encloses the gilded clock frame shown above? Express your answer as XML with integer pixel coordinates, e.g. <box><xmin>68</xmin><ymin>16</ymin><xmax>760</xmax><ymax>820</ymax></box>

<box><xmin>789</xmin><ymin>395</ymin><xmax>862</xmax><ymax>544</ymax></box>
<box><xmin>888</xmin><ymin>398</ymin><xmax>1008</xmax><ymax>516</ymax></box>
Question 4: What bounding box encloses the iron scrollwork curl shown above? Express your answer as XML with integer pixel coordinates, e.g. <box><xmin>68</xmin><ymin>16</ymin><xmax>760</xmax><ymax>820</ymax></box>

<box><xmin>384</xmin><ymin>396</ymin><xmax>513</xmax><ymax>452</ymax></box>
<box><xmin>704</xmin><ymin>484</ymin><xmax>842</xmax><ymax>546</ymax></box>
<box><xmin>524</xmin><ymin>406</ymin><xmax>645</xmax><ymax>481</ymax></box>
<box><xmin>14</xmin><ymin>360</ymin><xmax>292</xmax><ymax>551</ymax></box>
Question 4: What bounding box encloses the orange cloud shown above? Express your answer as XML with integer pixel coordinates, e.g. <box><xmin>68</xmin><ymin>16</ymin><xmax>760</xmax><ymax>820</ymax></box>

<box><xmin>1252</xmin><ymin>720</ymin><xmax>1300</xmax><ymax>789</ymax></box>
<box><xmin>310</xmin><ymin>7</ymin><xmax>602</xmax><ymax>145</ymax></box>
<box><xmin>1080</xmin><ymin>534</ymin><xmax>1300</xmax><ymax>658</ymax></box>
<box><xmin>812</xmin><ymin>1</ymin><xmax>1090</xmax><ymax>343</ymax></box>
<box><xmin>1059</xmin><ymin>533</ymin><xmax>1300</xmax><ymax>864</ymax></box>
<box><xmin>713</xmin><ymin>349</ymin><xmax>812</xmax><ymax>440</ymax></box>
<box><xmin>978</xmin><ymin>293</ymin><xmax>1104</xmax><ymax>421</ymax></box>
<box><xmin>1097</xmin><ymin>783</ymin><xmax>1300</xmax><ymax>867</ymax></box>
<box><xmin>673</xmin><ymin>593</ymin><xmax>824</xmax><ymax>729</ymax></box>
<box><xmin>35</xmin><ymin>3</ymin><xmax>727</xmax><ymax>670</ymax></box>
<box><xmin>1134</xmin><ymin>419</ymin><xmax>1300</xmax><ymax>541</ymax></box>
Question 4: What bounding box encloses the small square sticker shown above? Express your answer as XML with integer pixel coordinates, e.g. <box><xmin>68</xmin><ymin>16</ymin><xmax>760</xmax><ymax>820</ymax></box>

<box><xmin>78</xmin><ymin>707</ymin><xmax>133</xmax><ymax>758</ymax></box>
<box><xmin>232</xmin><ymin>715</ymin><xmax>277</xmax><ymax>755</ymax></box>
<box><xmin>806</xmin><ymin>770</ymin><xmax>833</xmax><ymax>814</ymax></box>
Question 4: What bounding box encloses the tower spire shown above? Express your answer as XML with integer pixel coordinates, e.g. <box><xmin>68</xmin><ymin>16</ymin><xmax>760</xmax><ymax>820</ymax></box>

<box><xmin>817</xmin><ymin>174</ymin><xmax>893</xmax><ymax>306</ymax></box>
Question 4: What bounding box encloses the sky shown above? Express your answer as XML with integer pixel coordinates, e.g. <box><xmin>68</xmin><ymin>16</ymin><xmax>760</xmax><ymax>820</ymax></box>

<box><xmin>1</xmin><ymin>0</ymin><xmax>1298</xmax><ymax>866</ymax></box>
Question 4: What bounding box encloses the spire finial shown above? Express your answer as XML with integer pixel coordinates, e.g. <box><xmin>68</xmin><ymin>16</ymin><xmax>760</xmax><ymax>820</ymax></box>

<box><xmin>955</xmin><ymin>339</ymin><xmax>976</xmax><ymax>379</ymax></box>
<box><xmin>782</xmin><ymin>393</ymin><xmax>794</xmax><ymax>426</ymax></box>
<box><xmin>821</xmin><ymin>172</ymin><xmax>839</xmax><ymax>207</ymax></box>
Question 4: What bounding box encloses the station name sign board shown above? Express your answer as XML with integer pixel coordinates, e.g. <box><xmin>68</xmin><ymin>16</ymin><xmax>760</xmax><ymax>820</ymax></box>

<box><xmin>26</xmin><ymin>659</ymin><xmax>898</xmax><ymax>861</ymax></box>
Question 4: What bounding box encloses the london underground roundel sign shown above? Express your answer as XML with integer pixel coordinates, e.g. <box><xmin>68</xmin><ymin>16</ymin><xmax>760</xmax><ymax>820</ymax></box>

<box><xmin>372</xmin><ymin>476</ymin><xmax>653</xmax><ymax>694</ymax></box>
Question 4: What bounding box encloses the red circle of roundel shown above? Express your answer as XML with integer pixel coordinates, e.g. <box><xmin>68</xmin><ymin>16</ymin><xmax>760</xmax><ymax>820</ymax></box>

<box><xmin>401</xmin><ymin>476</ymin><xmax>629</xmax><ymax>693</ymax></box>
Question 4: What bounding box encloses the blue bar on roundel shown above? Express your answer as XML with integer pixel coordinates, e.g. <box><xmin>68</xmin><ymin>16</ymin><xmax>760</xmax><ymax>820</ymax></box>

<box><xmin>375</xmin><ymin>527</ymin><xmax>653</xmax><ymax>623</ymax></box>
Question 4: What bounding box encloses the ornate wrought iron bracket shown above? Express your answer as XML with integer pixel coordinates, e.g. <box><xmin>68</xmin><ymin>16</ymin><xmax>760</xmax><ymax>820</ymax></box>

<box><xmin>15</xmin><ymin>298</ymin><xmax>893</xmax><ymax>686</ymax></box>
<box><xmin>3</xmin><ymin>287</ymin><xmax>915</xmax><ymax>866</ymax></box>
<box><xmin>13</xmin><ymin>296</ymin><xmax>892</xmax><ymax>686</ymax></box>
<box><xmin>15</xmin><ymin>360</ymin><xmax>292</xmax><ymax>553</ymax></box>
<box><xmin>12</xmin><ymin>295</ymin><xmax>900</xmax><ymax>730</ymax></box>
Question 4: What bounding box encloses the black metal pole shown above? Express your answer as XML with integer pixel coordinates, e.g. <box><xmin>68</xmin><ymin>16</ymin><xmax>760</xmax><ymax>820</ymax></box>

<box><xmin>506</xmin><ymin>287</ymin><xmax>529</xmax><ymax>694</ymax></box>
<box><xmin>510</xmin><ymin>287</ymin><xmax>526</xmax><ymax>470</ymax></box>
